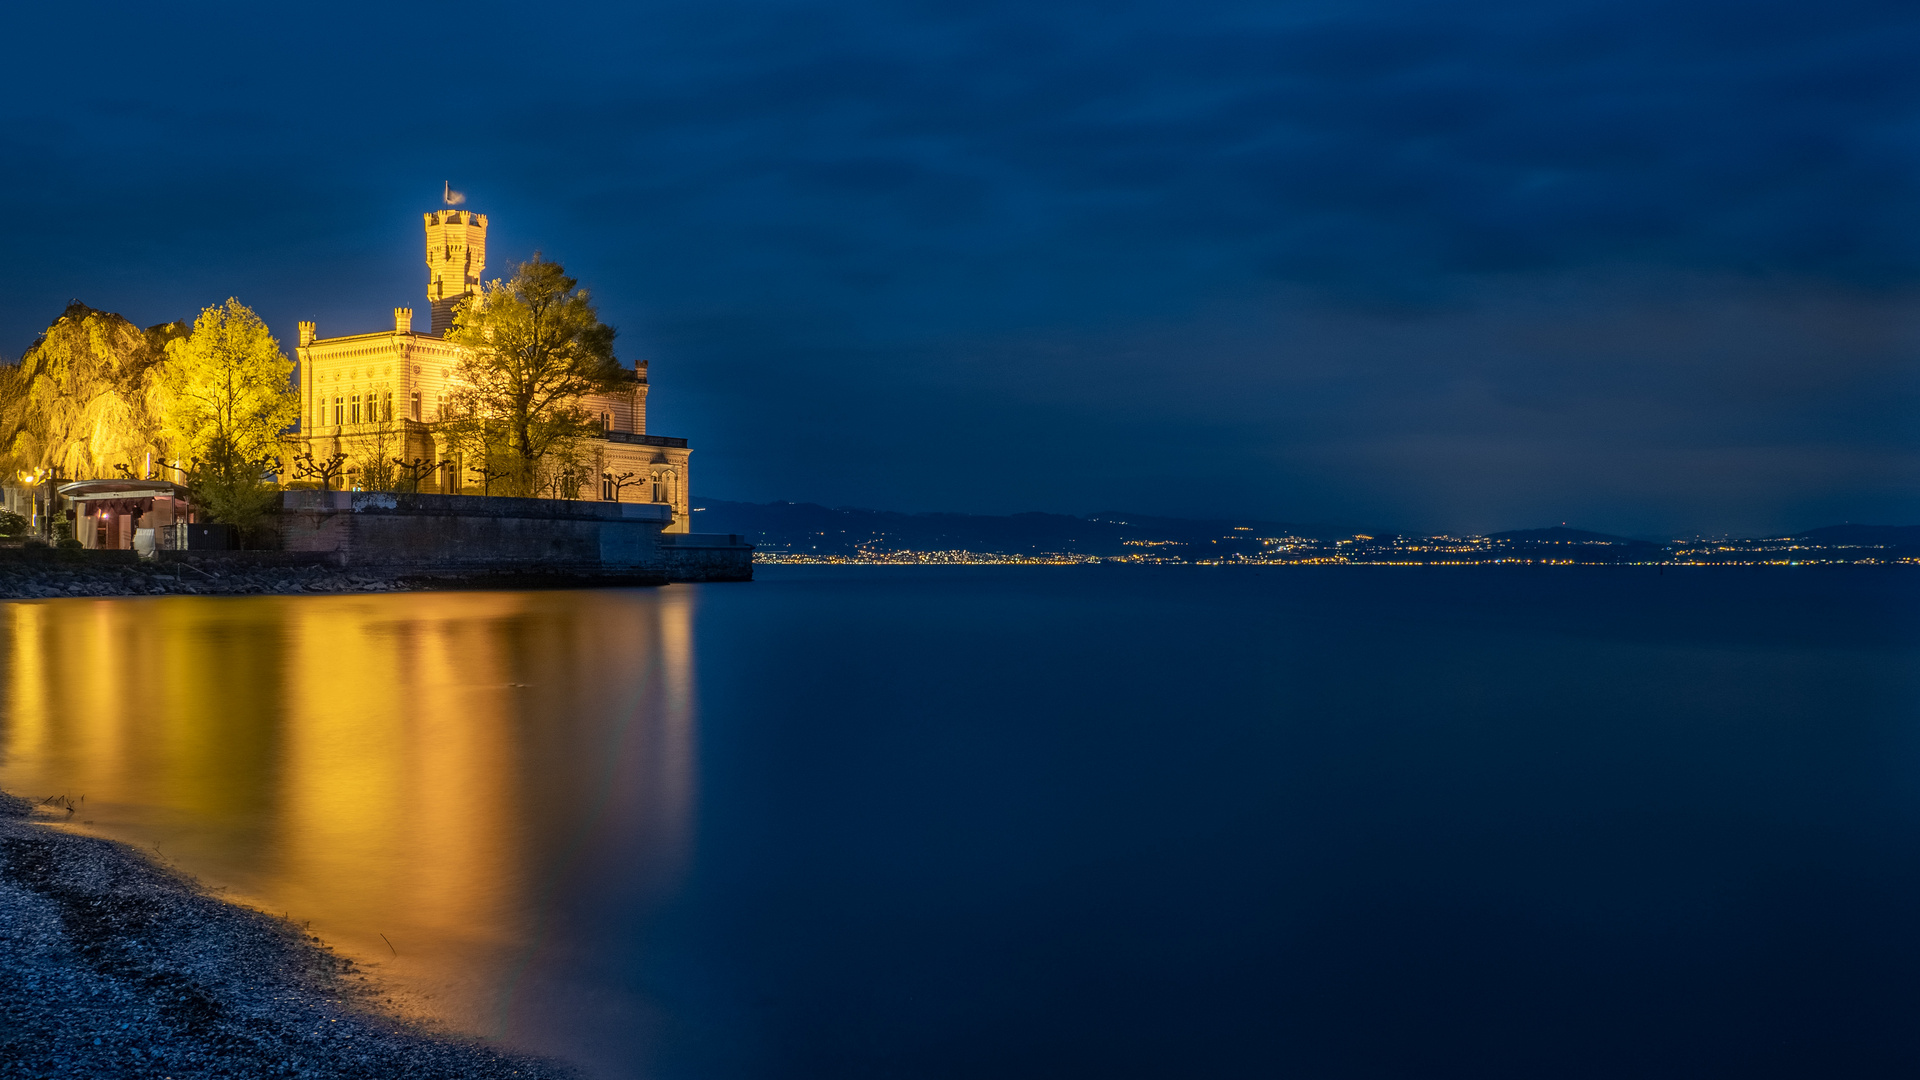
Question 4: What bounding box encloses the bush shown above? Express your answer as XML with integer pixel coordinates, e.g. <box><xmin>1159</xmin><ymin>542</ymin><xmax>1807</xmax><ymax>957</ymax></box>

<box><xmin>55</xmin><ymin>537</ymin><xmax>83</xmax><ymax>552</ymax></box>
<box><xmin>184</xmin><ymin>436</ymin><xmax>280</xmax><ymax>547</ymax></box>
<box><xmin>0</xmin><ymin>510</ymin><xmax>26</xmax><ymax>537</ymax></box>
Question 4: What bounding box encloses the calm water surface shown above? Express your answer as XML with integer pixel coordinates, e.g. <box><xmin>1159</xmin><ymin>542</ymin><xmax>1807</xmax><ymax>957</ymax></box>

<box><xmin>2</xmin><ymin>566</ymin><xmax>1918</xmax><ymax>1078</ymax></box>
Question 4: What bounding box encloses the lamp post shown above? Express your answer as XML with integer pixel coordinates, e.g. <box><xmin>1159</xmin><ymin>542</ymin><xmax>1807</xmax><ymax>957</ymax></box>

<box><xmin>17</xmin><ymin>467</ymin><xmax>52</xmax><ymax>541</ymax></box>
<box><xmin>46</xmin><ymin>465</ymin><xmax>65</xmax><ymax>542</ymax></box>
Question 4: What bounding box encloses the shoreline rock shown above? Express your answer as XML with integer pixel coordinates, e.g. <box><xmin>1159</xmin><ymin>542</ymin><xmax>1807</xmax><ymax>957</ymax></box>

<box><xmin>0</xmin><ymin>561</ymin><xmax>671</xmax><ymax>599</ymax></box>
<box><xmin>0</xmin><ymin>792</ymin><xmax>575</xmax><ymax>1077</ymax></box>
<box><xmin>0</xmin><ymin>562</ymin><xmax>411</xmax><ymax>599</ymax></box>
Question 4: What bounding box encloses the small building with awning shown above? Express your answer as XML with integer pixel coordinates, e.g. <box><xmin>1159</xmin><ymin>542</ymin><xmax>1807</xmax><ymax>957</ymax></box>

<box><xmin>56</xmin><ymin>480</ymin><xmax>196</xmax><ymax>553</ymax></box>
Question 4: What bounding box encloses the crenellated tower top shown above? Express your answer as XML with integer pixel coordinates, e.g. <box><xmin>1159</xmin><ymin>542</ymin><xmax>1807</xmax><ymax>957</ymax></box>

<box><xmin>424</xmin><ymin>209</ymin><xmax>487</xmax><ymax>335</ymax></box>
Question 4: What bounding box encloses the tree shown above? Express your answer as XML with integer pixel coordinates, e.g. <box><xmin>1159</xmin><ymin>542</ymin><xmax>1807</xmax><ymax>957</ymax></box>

<box><xmin>444</xmin><ymin>256</ymin><xmax>624</xmax><ymax>495</ymax></box>
<box><xmin>343</xmin><ymin>381</ymin><xmax>401</xmax><ymax>491</ymax></box>
<box><xmin>0</xmin><ymin>303</ymin><xmax>180</xmax><ymax>480</ymax></box>
<box><xmin>533</xmin><ymin>435</ymin><xmax>590</xmax><ymax>500</ymax></box>
<box><xmin>392</xmin><ymin>457</ymin><xmax>447</xmax><ymax>493</ymax></box>
<box><xmin>161</xmin><ymin>300</ymin><xmax>299</xmax><ymax>530</ymax></box>
<box><xmin>467</xmin><ymin>457</ymin><xmax>511</xmax><ymax>496</ymax></box>
<box><xmin>290</xmin><ymin>449</ymin><xmax>348</xmax><ymax>492</ymax></box>
<box><xmin>602</xmin><ymin>470</ymin><xmax>639</xmax><ymax>501</ymax></box>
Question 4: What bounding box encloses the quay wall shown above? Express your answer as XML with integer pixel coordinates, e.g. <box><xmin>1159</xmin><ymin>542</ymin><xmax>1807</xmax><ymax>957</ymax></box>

<box><xmin>275</xmin><ymin>491</ymin><xmax>751</xmax><ymax>582</ymax></box>
<box><xmin>0</xmin><ymin>546</ymin><xmax>140</xmax><ymax>567</ymax></box>
<box><xmin>156</xmin><ymin>550</ymin><xmax>341</xmax><ymax>568</ymax></box>
<box><xmin>658</xmin><ymin>532</ymin><xmax>757</xmax><ymax>582</ymax></box>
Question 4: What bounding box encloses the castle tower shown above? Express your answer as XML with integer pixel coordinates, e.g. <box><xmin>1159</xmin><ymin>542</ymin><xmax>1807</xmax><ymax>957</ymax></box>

<box><xmin>424</xmin><ymin>209</ymin><xmax>488</xmax><ymax>335</ymax></box>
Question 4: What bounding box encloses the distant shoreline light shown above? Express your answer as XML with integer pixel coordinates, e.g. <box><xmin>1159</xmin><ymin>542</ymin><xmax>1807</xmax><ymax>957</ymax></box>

<box><xmin>751</xmin><ymin>552</ymin><xmax>1918</xmax><ymax>568</ymax></box>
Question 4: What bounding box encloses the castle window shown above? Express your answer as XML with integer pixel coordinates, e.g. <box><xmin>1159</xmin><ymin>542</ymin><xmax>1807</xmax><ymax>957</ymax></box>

<box><xmin>382</xmin><ymin>392</ymin><xmax>393</xmax><ymax>422</ymax></box>
<box><xmin>332</xmin><ymin>397</ymin><xmax>343</xmax><ymax>426</ymax></box>
<box><xmin>410</xmin><ymin>392</ymin><xmax>421</xmax><ymax>421</ymax></box>
<box><xmin>350</xmin><ymin>394</ymin><xmax>362</xmax><ymax>425</ymax></box>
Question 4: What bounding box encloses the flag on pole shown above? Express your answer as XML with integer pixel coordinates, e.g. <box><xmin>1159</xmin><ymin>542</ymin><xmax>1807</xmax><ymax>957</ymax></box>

<box><xmin>444</xmin><ymin>181</ymin><xmax>466</xmax><ymax>206</ymax></box>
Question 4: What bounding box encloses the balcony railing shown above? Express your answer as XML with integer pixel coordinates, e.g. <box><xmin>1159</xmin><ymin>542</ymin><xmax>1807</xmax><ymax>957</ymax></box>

<box><xmin>602</xmin><ymin>431</ymin><xmax>689</xmax><ymax>448</ymax></box>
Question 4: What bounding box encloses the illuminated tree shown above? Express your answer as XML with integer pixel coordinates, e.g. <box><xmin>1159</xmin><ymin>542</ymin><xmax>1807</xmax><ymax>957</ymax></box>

<box><xmin>466</xmin><ymin>457</ymin><xmax>511</xmax><ymax>496</ymax></box>
<box><xmin>392</xmin><ymin>457</ymin><xmax>447</xmax><ymax>493</ymax></box>
<box><xmin>602</xmin><ymin>470</ymin><xmax>639</xmax><ymax>501</ymax></box>
<box><xmin>290</xmin><ymin>449</ymin><xmax>348</xmax><ymax>492</ymax></box>
<box><xmin>343</xmin><ymin>381</ymin><xmax>400</xmax><ymax>490</ymax></box>
<box><xmin>532</xmin><ymin>436</ymin><xmax>591</xmax><ymax>500</ymax></box>
<box><xmin>444</xmin><ymin>256</ymin><xmax>624</xmax><ymax>495</ymax></box>
<box><xmin>0</xmin><ymin>303</ymin><xmax>180</xmax><ymax>479</ymax></box>
<box><xmin>161</xmin><ymin>299</ymin><xmax>298</xmax><ymax>528</ymax></box>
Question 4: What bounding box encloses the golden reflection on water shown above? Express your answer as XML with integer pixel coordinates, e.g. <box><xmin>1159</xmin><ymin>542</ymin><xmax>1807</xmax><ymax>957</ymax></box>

<box><xmin>0</xmin><ymin>589</ymin><xmax>696</xmax><ymax>1046</ymax></box>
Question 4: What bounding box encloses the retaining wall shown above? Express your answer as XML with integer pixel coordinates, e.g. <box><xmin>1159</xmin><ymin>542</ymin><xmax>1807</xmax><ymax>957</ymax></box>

<box><xmin>0</xmin><ymin>546</ymin><xmax>139</xmax><ymax>567</ymax></box>
<box><xmin>155</xmin><ymin>550</ymin><xmax>341</xmax><ymax>568</ymax></box>
<box><xmin>658</xmin><ymin>533</ymin><xmax>757</xmax><ymax>582</ymax></box>
<box><xmin>276</xmin><ymin>492</ymin><xmax>751</xmax><ymax>581</ymax></box>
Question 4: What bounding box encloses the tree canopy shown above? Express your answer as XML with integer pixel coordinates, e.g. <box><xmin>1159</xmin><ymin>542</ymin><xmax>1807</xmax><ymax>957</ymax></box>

<box><xmin>445</xmin><ymin>256</ymin><xmax>625</xmax><ymax>495</ymax></box>
<box><xmin>160</xmin><ymin>300</ymin><xmax>298</xmax><ymax>527</ymax></box>
<box><xmin>162</xmin><ymin>299</ymin><xmax>298</xmax><ymax>464</ymax></box>
<box><xmin>0</xmin><ymin>303</ymin><xmax>183</xmax><ymax>481</ymax></box>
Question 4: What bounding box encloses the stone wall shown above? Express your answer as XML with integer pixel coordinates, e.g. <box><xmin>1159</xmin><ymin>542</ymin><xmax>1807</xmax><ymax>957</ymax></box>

<box><xmin>0</xmin><ymin>546</ymin><xmax>139</xmax><ymax>568</ymax></box>
<box><xmin>658</xmin><ymin>532</ymin><xmax>756</xmax><ymax>582</ymax></box>
<box><xmin>276</xmin><ymin>491</ymin><xmax>751</xmax><ymax>581</ymax></box>
<box><xmin>156</xmin><ymin>550</ymin><xmax>341</xmax><ymax>568</ymax></box>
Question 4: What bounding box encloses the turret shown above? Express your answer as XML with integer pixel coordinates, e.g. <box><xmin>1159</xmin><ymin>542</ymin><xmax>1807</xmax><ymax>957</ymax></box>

<box><xmin>424</xmin><ymin>209</ymin><xmax>488</xmax><ymax>335</ymax></box>
<box><xmin>394</xmin><ymin>307</ymin><xmax>413</xmax><ymax>334</ymax></box>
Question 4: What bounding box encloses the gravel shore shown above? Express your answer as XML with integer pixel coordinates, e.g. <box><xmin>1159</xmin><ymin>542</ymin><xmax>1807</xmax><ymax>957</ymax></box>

<box><xmin>0</xmin><ymin>792</ymin><xmax>574</xmax><ymax>1078</ymax></box>
<box><xmin>0</xmin><ymin>560</ymin><xmax>674</xmax><ymax>599</ymax></box>
<box><xmin>0</xmin><ymin>561</ymin><xmax>414</xmax><ymax>599</ymax></box>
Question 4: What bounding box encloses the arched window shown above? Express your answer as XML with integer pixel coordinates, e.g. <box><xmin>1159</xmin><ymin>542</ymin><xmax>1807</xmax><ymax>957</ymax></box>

<box><xmin>350</xmin><ymin>394</ymin><xmax>362</xmax><ymax>425</ymax></box>
<box><xmin>332</xmin><ymin>397</ymin><xmax>344</xmax><ymax>426</ymax></box>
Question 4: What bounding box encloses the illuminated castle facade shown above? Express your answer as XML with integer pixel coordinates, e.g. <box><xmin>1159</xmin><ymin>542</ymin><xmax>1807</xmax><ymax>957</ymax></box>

<box><xmin>293</xmin><ymin>209</ymin><xmax>692</xmax><ymax>531</ymax></box>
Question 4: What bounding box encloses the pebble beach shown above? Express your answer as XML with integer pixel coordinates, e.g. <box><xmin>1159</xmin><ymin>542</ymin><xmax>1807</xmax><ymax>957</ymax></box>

<box><xmin>0</xmin><ymin>792</ymin><xmax>574</xmax><ymax>1078</ymax></box>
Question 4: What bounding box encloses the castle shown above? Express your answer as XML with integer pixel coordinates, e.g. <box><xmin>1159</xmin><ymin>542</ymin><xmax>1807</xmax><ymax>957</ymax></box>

<box><xmin>292</xmin><ymin>208</ymin><xmax>694</xmax><ymax>532</ymax></box>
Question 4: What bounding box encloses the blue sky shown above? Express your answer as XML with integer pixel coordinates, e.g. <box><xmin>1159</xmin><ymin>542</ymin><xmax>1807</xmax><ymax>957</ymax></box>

<box><xmin>2</xmin><ymin>0</ymin><xmax>1916</xmax><ymax>534</ymax></box>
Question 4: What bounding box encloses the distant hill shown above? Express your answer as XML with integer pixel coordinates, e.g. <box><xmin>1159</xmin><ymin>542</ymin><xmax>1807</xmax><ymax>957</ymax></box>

<box><xmin>690</xmin><ymin>499</ymin><xmax>1364</xmax><ymax>559</ymax></box>
<box><xmin>691</xmin><ymin>500</ymin><xmax>1919</xmax><ymax>564</ymax></box>
<box><xmin>1488</xmin><ymin>527</ymin><xmax>1659</xmax><ymax>548</ymax></box>
<box><xmin>1792</xmin><ymin>524</ymin><xmax>1920</xmax><ymax>549</ymax></box>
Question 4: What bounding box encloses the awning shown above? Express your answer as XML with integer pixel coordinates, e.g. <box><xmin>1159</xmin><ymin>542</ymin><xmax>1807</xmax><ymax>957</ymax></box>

<box><xmin>56</xmin><ymin>479</ymin><xmax>192</xmax><ymax>502</ymax></box>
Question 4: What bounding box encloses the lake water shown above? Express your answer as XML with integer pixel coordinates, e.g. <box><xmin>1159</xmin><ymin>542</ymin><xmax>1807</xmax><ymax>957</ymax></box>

<box><xmin>2</xmin><ymin>566</ymin><xmax>1917</xmax><ymax>1077</ymax></box>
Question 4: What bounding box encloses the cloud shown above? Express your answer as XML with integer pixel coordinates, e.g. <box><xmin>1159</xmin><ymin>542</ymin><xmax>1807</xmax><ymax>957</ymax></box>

<box><xmin>0</xmin><ymin>0</ymin><xmax>1914</xmax><ymax>531</ymax></box>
